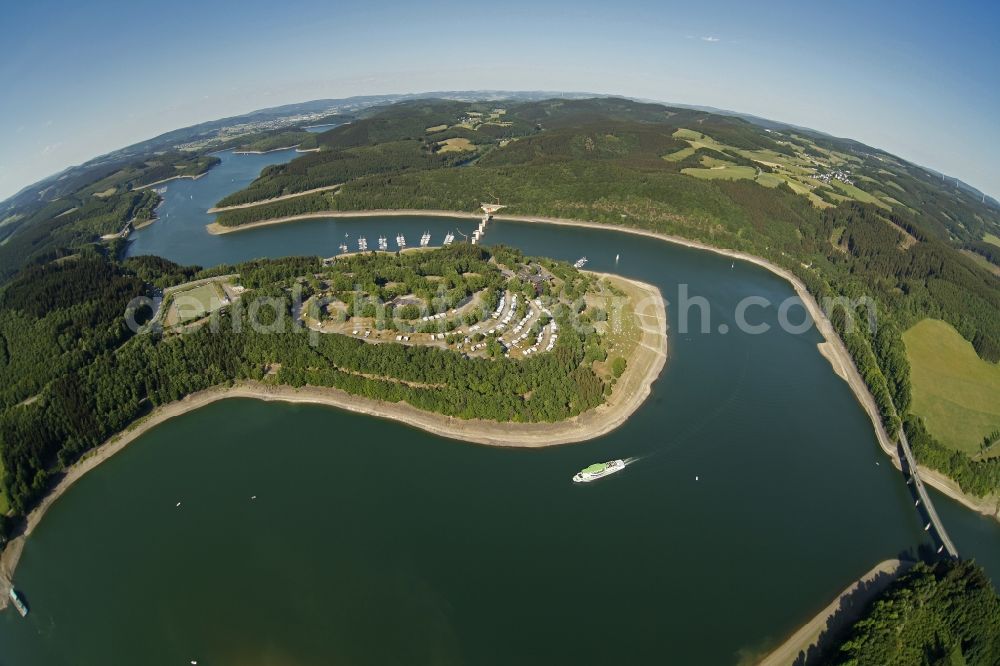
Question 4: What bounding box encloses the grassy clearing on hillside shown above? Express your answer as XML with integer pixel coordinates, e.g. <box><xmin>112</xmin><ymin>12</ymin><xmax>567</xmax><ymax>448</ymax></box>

<box><xmin>672</xmin><ymin>128</ymin><xmax>729</xmax><ymax>151</ymax></box>
<box><xmin>425</xmin><ymin>124</ymin><xmax>448</xmax><ymax>133</ymax></box>
<box><xmin>670</xmin><ymin>127</ymin><xmax>892</xmax><ymax>211</ymax></box>
<box><xmin>830</xmin><ymin>180</ymin><xmax>886</xmax><ymax>207</ymax></box>
<box><xmin>661</xmin><ymin>146</ymin><xmax>696</xmax><ymax>162</ymax></box>
<box><xmin>984</xmin><ymin>232</ymin><xmax>1000</xmax><ymax>248</ymax></box>
<box><xmin>0</xmin><ymin>459</ymin><xmax>8</xmax><ymax>515</ymax></box>
<box><xmin>903</xmin><ymin>318</ymin><xmax>1000</xmax><ymax>455</ymax></box>
<box><xmin>437</xmin><ymin>138</ymin><xmax>474</xmax><ymax>153</ymax></box>
<box><xmin>960</xmin><ymin>250</ymin><xmax>1000</xmax><ymax>277</ymax></box>
<box><xmin>164</xmin><ymin>282</ymin><xmax>226</xmax><ymax>327</ymax></box>
<box><xmin>681</xmin><ymin>165</ymin><xmax>757</xmax><ymax>181</ymax></box>
<box><xmin>829</xmin><ymin>226</ymin><xmax>847</xmax><ymax>251</ymax></box>
<box><xmin>755</xmin><ymin>172</ymin><xmax>785</xmax><ymax>188</ymax></box>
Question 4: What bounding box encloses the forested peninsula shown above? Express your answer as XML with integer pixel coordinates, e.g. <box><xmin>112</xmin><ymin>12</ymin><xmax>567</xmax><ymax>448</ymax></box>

<box><xmin>0</xmin><ymin>245</ymin><xmax>664</xmax><ymax>537</ymax></box>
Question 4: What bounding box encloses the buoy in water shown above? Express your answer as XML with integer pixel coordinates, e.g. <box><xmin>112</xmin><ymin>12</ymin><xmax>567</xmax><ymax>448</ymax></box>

<box><xmin>695</xmin><ymin>476</ymin><xmax>699</xmax><ymax>481</ymax></box>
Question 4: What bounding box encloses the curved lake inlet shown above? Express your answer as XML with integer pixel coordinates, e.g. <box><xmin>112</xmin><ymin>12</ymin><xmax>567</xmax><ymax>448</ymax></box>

<box><xmin>2</xmin><ymin>150</ymin><xmax>997</xmax><ymax>664</ymax></box>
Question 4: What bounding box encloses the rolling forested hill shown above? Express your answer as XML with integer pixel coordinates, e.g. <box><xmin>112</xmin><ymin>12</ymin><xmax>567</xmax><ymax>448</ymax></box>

<box><xmin>2</xmin><ymin>95</ymin><xmax>999</xmax><ymax>500</ymax></box>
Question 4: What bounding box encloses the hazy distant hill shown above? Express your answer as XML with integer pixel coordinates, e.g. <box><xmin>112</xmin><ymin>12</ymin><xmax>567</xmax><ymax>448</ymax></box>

<box><xmin>3</xmin><ymin>92</ymin><xmax>998</xmax><ymax>280</ymax></box>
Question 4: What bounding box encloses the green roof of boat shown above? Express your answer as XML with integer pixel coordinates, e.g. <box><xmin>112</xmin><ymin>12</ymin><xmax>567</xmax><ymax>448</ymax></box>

<box><xmin>582</xmin><ymin>463</ymin><xmax>608</xmax><ymax>474</ymax></box>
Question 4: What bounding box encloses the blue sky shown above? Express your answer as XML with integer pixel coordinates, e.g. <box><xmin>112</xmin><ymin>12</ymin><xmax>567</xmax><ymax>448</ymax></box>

<box><xmin>1</xmin><ymin>0</ymin><xmax>998</xmax><ymax>201</ymax></box>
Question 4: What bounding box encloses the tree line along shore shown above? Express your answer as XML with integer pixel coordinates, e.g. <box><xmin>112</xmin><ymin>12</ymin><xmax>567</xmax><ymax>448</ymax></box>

<box><xmin>0</xmin><ymin>245</ymin><xmax>665</xmax><ymax>572</ymax></box>
<box><xmin>196</xmin><ymin>204</ymin><xmax>1000</xmax><ymax>520</ymax></box>
<box><xmin>756</xmin><ymin>557</ymin><xmax>1000</xmax><ymax>665</ymax></box>
<box><xmin>192</xmin><ymin>98</ymin><xmax>999</xmax><ymax>511</ymax></box>
<box><xmin>1</xmin><ymin>96</ymin><xmax>998</xmax><ymax>646</ymax></box>
<box><xmin>3</xmin><ymin>98</ymin><xmax>996</xmax><ymax>508</ymax></box>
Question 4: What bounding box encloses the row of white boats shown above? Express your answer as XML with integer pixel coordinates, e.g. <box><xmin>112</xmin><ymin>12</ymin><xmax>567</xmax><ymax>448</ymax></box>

<box><xmin>338</xmin><ymin>231</ymin><xmax>453</xmax><ymax>254</ymax></box>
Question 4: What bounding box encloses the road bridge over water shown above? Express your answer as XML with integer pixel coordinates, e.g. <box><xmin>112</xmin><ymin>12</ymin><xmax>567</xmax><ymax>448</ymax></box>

<box><xmin>898</xmin><ymin>430</ymin><xmax>958</xmax><ymax>558</ymax></box>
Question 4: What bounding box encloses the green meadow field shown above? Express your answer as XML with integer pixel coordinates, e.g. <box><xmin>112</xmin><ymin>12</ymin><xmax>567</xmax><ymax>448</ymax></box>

<box><xmin>903</xmin><ymin>318</ymin><xmax>1000</xmax><ymax>456</ymax></box>
<box><xmin>164</xmin><ymin>282</ymin><xmax>225</xmax><ymax>326</ymax></box>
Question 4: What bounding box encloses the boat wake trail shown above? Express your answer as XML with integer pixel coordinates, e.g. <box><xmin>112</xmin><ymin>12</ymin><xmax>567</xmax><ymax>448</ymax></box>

<box><xmin>631</xmin><ymin>349</ymin><xmax>753</xmax><ymax>466</ymax></box>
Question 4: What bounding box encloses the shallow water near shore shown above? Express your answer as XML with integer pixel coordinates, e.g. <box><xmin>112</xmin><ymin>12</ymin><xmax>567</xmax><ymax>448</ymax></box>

<box><xmin>2</xmin><ymin>153</ymin><xmax>997</xmax><ymax>664</ymax></box>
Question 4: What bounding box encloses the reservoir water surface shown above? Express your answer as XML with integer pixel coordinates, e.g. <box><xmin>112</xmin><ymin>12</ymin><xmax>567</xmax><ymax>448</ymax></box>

<box><xmin>2</xmin><ymin>151</ymin><xmax>997</xmax><ymax>665</ymax></box>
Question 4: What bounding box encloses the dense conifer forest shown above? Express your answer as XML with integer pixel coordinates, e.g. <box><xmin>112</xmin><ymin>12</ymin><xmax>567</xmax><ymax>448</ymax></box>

<box><xmin>832</xmin><ymin>560</ymin><xmax>1000</xmax><ymax>665</ymax></box>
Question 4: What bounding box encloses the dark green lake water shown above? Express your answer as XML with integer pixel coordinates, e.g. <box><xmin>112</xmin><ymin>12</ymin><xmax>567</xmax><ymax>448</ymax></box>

<box><xmin>2</xmin><ymin>152</ymin><xmax>997</xmax><ymax>665</ymax></box>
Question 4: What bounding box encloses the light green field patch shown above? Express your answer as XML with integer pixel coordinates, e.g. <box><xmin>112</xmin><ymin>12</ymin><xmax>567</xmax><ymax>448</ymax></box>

<box><xmin>165</xmin><ymin>282</ymin><xmax>226</xmax><ymax>327</ymax></box>
<box><xmin>681</xmin><ymin>165</ymin><xmax>757</xmax><ymax>181</ymax></box>
<box><xmin>0</xmin><ymin>458</ymin><xmax>8</xmax><ymax>514</ymax></box>
<box><xmin>829</xmin><ymin>149</ymin><xmax>861</xmax><ymax>165</ymax></box>
<box><xmin>829</xmin><ymin>226</ymin><xmax>847</xmax><ymax>250</ymax></box>
<box><xmin>698</xmin><ymin>155</ymin><xmax>736</xmax><ymax>168</ymax></box>
<box><xmin>903</xmin><ymin>318</ymin><xmax>1000</xmax><ymax>455</ymax></box>
<box><xmin>755</xmin><ymin>172</ymin><xmax>785</xmax><ymax>188</ymax></box>
<box><xmin>960</xmin><ymin>250</ymin><xmax>1000</xmax><ymax>277</ymax></box>
<box><xmin>738</xmin><ymin>149</ymin><xmax>812</xmax><ymax>174</ymax></box>
<box><xmin>783</xmin><ymin>177</ymin><xmax>813</xmax><ymax>195</ymax></box>
<box><xmin>984</xmin><ymin>233</ymin><xmax>1000</xmax><ymax>248</ymax></box>
<box><xmin>662</xmin><ymin>146</ymin><xmax>697</xmax><ymax>162</ymax></box>
<box><xmin>437</xmin><ymin>137</ymin><xmax>475</xmax><ymax>153</ymax></box>
<box><xmin>425</xmin><ymin>124</ymin><xmax>448</xmax><ymax>134</ymax></box>
<box><xmin>886</xmin><ymin>180</ymin><xmax>906</xmax><ymax>193</ymax></box>
<box><xmin>831</xmin><ymin>180</ymin><xmax>889</xmax><ymax>208</ymax></box>
<box><xmin>672</xmin><ymin>128</ymin><xmax>728</xmax><ymax>152</ymax></box>
<box><xmin>808</xmin><ymin>193</ymin><xmax>835</xmax><ymax>209</ymax></box>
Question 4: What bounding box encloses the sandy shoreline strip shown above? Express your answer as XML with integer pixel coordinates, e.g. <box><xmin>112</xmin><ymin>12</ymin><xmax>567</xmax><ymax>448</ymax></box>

<box><xmin>205</xmin><ymin>208</ymin><xmax>998</xmax><ymax>520</ymax></box>
<box><xmin>232</xmin><ymin>145</ymin><xmax>301</xmax><ymax>155</ymax></box>
<box><xmin>206</xmin><ymin>209</ymin><xmax>483</xmax><ymax>234</ymax></box>
<box><xmin>132</xmin><ymin>172</ymin><xmax>208</xmax><ymax>191</ymax></box>
<box><xmin>0</xmin><ymin>274</ymin><xmax>666</xmax><ymax>597</ymax></box>
<box><xmin>207</xmin><ymin>184</ymin><xmax>342</xmax><ymax>213</ymax></box>
<box><xmin>757</xmin><ymin>559</ymin><xmax>911</xmax><ymax>666</ymax></box>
